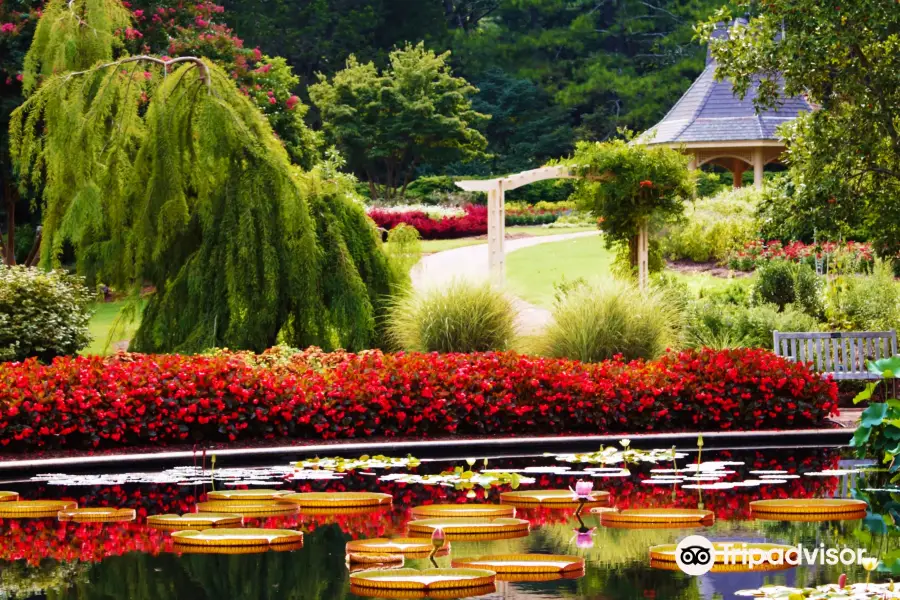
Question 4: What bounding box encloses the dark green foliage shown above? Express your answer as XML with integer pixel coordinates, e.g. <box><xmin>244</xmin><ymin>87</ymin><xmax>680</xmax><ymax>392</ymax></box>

<box><xmin>460</xmin><ymin>68</ymin><xmax>574</xmax><ymax>175</ymax></box>
<box><xmin>11</xmin><ymin>0</ymin><xmax>399</xmax><ymax>353</ymax></box>
<box><xmin>700</xmin><ymin>0</ymin><xmax>900</xmax><ymax>257</ymax></box>
<box><xmin>405</xmin><ymin>176</ymin><xmax>459</xmax><ymax>203</ymax></box>
<box><xmin>687</xmin><ymin>300</ymin><xmax>821</xmax><ymax>349</ymax></box>
<box><xmin>751</xmin><ymin>260</ymin><xmax>796</xmax><ymax>311</ymax></box>
<box><xmin>310</xmin><ymin>43</ymin><xmax>489</xmax><ymax>202</ymax></box>
<box><xmin>0</xmin><ymin>266</ymin><xmax>93</xmax><ymax>362</ymax></box>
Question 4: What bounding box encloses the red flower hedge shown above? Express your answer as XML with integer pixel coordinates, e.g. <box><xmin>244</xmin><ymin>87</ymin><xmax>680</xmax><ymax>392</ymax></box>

<box><xmin>368</xmin><ymin>204</ymin><xmax>488</xmax><ymax>239</ymax></box>
<box><xmin>0</xmin><ymin>348</ymin><xmax>838</xmax><ymax>452</ymax></box>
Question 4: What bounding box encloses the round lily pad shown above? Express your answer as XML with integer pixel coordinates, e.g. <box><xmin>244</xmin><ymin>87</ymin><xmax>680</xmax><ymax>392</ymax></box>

<box><xmin>147</xmin><ymin>513</ymin><xmax>243</xmax><ymax>530</ymax></box>
<box><xmin>410</xmin><ymin>504</ymin><xmax>515</xmax><ymax>519</ymax></box>
<box><xmin>171</xmin><ymin>528</ymin><xmax>303</xmax><ymax>547</ymax></box>
<box><xmin>750</xmin><ymin>499</ymin><xmax>868</xmax><ymax>517</ymax></box>
<box><xmin>278</xmin><ymin>492</ymin><xmax>392</xmax><ymax>508</ymax></box>
<box><xmin>451</xmin><ymin>553</ymin><xmax>584</xmax><ymax>574</ymax></box>
<box><xmin>407</xmin><ymin>517</ymin><xmax>529</xmax><ymax>540</ymax></box>
<box><xmin>601</xmin><ymin>508</ymin><xmax>714</xmax><ymax>529</ymax></box>
<box><xmin>57</xmin><ymin>507</ymin><xmax>136</xmax><ymax>523</ymax></box>
<box><xmin>0</xmin><ymin>500</ymin><xmax>77</xmax><ymax>518</ymax></box>
<box><xmin>350</xmin><ymin>568</ymin><xmax>496</xmax><ymax>591</ymax></box>
<box><xmin>348</xmin><ymin>584</ymin><xmax>497</xmax><ymax>599</ymax></box>
<box><xmin>194</xmin><ymin>501</ymin><xmax>300</xmax><ymax>516</ymax></box>
<box><xmin>346</xmin><ymin>537</ymin><xmax>451</xmax><ymax>559</ymax></box>
<box><xmin>499</xmin><ymin>490</ymin><xmax>609</xmax><ymax>508</ymax></box>
<box><xmin>206</xmin><ymin>489</ymin><xmax>290</xmax><ymax>502</ymax></box>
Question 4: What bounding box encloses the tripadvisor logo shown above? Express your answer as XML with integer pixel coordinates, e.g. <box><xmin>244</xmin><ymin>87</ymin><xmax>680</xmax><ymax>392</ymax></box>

<box><xmin>674</xmin><ymin>535</ymin><xmax>871</xmax><ymax>576</ymax></box>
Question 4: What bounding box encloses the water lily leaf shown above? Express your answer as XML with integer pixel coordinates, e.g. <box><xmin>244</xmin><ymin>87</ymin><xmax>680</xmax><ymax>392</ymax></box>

<box><xmin>869</xmin><ymin>357</ymin><xmax>900</xmax><ymax>378</ymax></box>
<box><xmin>852</xmin><ymin>425</ymin><xmax>872</xmax><ymax>447</ymax></box>
<box><xmin>862</xmin><ymin>403</ymin><xmax>889</xmax><ymax>427</ymax></box>
<box><xmin>855</xmin><ymin>381</ymin><xmax>881</xmax><ymax>404</ymax></box>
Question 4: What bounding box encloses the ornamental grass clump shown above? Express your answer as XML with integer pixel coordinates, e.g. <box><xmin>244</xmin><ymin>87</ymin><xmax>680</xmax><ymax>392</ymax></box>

<box><xmin>387</xmin><ymin>281</ymin><xmax>516</xmax><ymax>353</ymax></box>
<box><xmin>540</xmin><ymin>279</ymin><xmax>681</xmax><ymax>363</ymax></box>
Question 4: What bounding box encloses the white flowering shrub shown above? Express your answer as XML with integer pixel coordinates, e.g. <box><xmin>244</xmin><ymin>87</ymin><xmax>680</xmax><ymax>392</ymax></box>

<box><xmin>0</xmin><ymin>267</ymin><xmax>94</xmax><ymax>362</ymax></box>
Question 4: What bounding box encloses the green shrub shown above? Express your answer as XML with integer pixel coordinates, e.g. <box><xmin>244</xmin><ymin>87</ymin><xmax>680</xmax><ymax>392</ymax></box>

<box><xmin>405</xmin><ymin>175</ymin><xmax>458</xmax><ymax>200</ymax></box>
<box><xmin>384</xmin><ymin>224</ymin><xmax>422</xmax><ymax>283</ymax></box>
<box><xmin>826</xmin><ymin>259</ymin><xmax>900</xmax><ymax>331</ymax></box>
<box><xmin>793</xmin><ymin>262</ymin><xmax>825</xmax><ymax>319</ymax></box>
<box><xmin>387</xmin><ymin>281</ymin><xmax>516</xmax><ymax>352</ymax></box>
<box><xmin>660</xmin><ymin>186</ymin><xmax>760</xmax><ymax>263</ymax></box>
<box><xmin>751</xmin><ymin>259</ymin><xmax>797</xmax><ymax>310</ymax></box>
<box><xmin>0</xmin><ymin>266</ymin><xmax>94</xmax><ymax>362</ymax></box>
<box><xmin>539</xmin><ymin>279</ymin><xmax>681</xmax><ymax>362</ymax></box>
<box><xmin>686</xmin><ymin>300</ymin><xmax>821</xmax><ymax>349</ymax></box>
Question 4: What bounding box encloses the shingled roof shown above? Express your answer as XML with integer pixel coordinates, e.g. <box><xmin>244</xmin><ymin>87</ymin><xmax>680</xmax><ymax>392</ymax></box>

<box><xmin>641</xmin><ymin>21</ymin><xmax>813</xmax><ymax>146</ymax></box>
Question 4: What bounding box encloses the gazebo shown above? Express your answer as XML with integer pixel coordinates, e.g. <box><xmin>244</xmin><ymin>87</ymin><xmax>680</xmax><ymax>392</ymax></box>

<box><xmin>639</xmin><ymin>20</ymin><xmax>814</xmax><ymax>188</ymax></box>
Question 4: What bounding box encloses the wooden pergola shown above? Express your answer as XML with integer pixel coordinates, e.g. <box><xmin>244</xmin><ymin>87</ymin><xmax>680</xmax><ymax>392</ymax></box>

<box><xmin>455</xmin><ymin>165</ymin><xmax>651</xmax><ymax>290</ymax></box>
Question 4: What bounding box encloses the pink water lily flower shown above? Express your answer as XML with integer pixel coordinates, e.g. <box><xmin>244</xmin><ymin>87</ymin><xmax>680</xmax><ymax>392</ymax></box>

<box><xmin>431</xmin><ymin>527</ymin><xmax>446</xmax><ymax>549</ymax></box>
<box><xmin>573</xmin><ymin>480</ymin><xmax>593</xmax><ymax>499</ymax></box>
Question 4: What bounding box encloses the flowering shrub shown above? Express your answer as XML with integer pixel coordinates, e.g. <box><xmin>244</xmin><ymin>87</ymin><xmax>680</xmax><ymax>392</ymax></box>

<box><xmin>728</xmin><ymin>240</ymin><xmax>874</xmax><ymax>272</ymax></box>
<box><xmin>368</xmin><ymin>202</ymin><xmax>584</xmax><ymax>238</ymax></box>
<box><xmin>368</xmin><ymin>204</ymin><xmax>488</xmax><ymax>239</ymax></box>
<box><xmin>0</xmin><ymin>348</ymin><xmax>837</xmax><ymax>452</ymax></box>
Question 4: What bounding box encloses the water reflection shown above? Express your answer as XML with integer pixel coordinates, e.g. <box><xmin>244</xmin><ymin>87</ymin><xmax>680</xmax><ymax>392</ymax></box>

<box><xmin>0</xmin><ymin>447</ymin><xmax>895</xmax><ymax>599</ymax></box>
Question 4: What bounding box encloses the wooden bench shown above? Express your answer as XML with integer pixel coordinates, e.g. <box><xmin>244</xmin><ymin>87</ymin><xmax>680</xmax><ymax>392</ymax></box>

<box><xmin>773</xmin><ymin>330</ymin><xmax>898</xmax><ymax>380</ymax></box>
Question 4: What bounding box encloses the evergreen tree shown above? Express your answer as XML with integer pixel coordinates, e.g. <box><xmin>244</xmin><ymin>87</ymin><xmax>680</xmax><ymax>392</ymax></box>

<box><xmin>11</xmin><ymin>0</ymin><xmax>398</xmax><ymax>352</ymax></box>
<box><xmin>310</xmin><ymin>43</ymin><xmax>489</xmax><ymax>202</ymax></box>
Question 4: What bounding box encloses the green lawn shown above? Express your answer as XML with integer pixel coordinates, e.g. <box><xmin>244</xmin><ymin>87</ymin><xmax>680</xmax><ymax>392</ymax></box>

<box><xmin>419</xmin><ymin>225</ymin><xmax>596</xmax><ymax>254</ymax></box>
<box><xmin>83</xmin><ymin>300</ymin><xmax>143</xmax><ymax>355</ymax></box>
<box><xmin>506</xmin><ymin>235</ymin><xmax>751</xmax><ymax>309</ymax></box>
<box><xmin>506</xmin><ymin>235</ymin><xmax>615</xmax><ymax>309</ymax></box>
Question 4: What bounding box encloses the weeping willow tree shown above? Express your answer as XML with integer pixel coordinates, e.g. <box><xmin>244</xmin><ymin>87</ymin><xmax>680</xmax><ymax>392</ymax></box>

<box><xmin>9</xmin><ymin>0</ymin><xmax>398</xmax><ymax>352</ymax></box>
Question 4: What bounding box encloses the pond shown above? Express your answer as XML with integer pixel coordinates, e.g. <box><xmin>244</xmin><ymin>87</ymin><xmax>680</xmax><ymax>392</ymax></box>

<box><xmin>0</xmin><ymin>445</ymin><xmax>895</xmax><ymax>599</ymax></box>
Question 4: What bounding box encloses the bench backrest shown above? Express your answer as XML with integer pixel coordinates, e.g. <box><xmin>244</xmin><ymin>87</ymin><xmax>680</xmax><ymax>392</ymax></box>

<box><xmin>773</xmin><ymin>330</ymin><xmax>898</xmax><ymax>380</ymax></box>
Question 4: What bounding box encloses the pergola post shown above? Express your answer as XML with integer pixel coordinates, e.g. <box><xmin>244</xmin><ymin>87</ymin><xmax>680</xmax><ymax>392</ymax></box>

<box><xmin>487</xmin><ymin>181</ymin><xmax>505</xmax><ymax>284</ymax></box>
<box><xmin>637</xmin><ymin>222</ymin><xmax>649</xmax><ymax>290</ymax></box>
<box><xmin>455</xmin><ymin>166</ymin><xmax>576</xmax><ymax>287</ymax></box>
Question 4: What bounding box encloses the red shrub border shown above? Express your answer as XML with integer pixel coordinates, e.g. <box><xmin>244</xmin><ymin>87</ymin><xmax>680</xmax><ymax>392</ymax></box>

<box><xmin>367</xmin><ymin>204</ymin><xmax>488</xmax><ymax>239</ymax></box>
<box><xmin>0</xmin><ymin>348</ymin><xmax>838</xmax><ymax>452</ymax></box>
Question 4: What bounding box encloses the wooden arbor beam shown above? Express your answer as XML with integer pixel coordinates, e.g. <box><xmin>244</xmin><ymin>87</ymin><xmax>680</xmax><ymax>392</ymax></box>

<box><xmin>455</xmin><ymin>166</ymin><xmax>578</xmax><ymax>285</ymax></box>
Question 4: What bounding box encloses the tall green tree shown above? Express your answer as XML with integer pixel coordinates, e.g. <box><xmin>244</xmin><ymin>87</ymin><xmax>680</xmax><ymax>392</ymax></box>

<box><xmin>11</xmin><ymin>0</ymin><xmax>398</xmax><ymax>352</ymax></box>
<box><xmin>460</xmin><ymin>68</ymin><xmax>574</xmax><ymax>175</ymax></box>
<box><xmin>452</xmin><ymin>0</ymin><xmax>722</xmax><ymax>141</ymax></box>
<box><xmin>310</xmin><ymin>43</ymin><xmax>489</xmax><ymax>202</ymax></box>
<box><xmin>221</xmin><ymin>0</ymin><xmax>448</xmax><ymax>87</ymax></box>
<box><xmin>699</xmin><ymin>0</ymin><xmax>900</xmax><ymax>256</ymax></box>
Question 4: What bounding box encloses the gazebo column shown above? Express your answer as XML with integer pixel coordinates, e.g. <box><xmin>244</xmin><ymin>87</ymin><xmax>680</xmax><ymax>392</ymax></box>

<box><xmin>487</xmin><ymin>182</ymin><xmax>505</xmax><ymax>285</ymax></box>
<box><xmin>752</xmin><ymin>147</ymin><xmax>764</xmax><ymax>189</ymax></box>
<box><xmin>731</xmin><ymin>158</ymin><xmax>746</xmax><ymax>188</ymax></box>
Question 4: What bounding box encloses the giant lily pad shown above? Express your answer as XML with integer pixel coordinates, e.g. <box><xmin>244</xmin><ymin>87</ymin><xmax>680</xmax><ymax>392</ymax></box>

<box><xmin>147</xmin><ymin>513</ymin><xmax>243</xmax><ymax>530</ymax></box>
<box><xmin>407</xmin><ymin>517</ymin><xmax>529</xmax><ymax>540</ymax></box>
<box><xmin>0</xmin><ymin>500</ymin><xmax>77</xmax><ymax>518</ymax></box>
<box><xmin>350</xmin><ymin>568</ymin><xmax>496</xmax><ymax>591</ymax></box>
<box><xmin>410</xmin><ymin>504</ymin><xmax>515</xmax><ymax>519</ymax></box>
<box><xmin>171</xmin><ymin>528</ymin><xmax>303</xmax><ymax>547</ymax></box>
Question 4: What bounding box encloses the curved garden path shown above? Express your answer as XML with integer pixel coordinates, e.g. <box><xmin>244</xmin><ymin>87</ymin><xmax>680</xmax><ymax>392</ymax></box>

<box><xmin>411</xmin><ymin>230</ymin><xmax>600</xmax><ymax>335</ymax></box>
